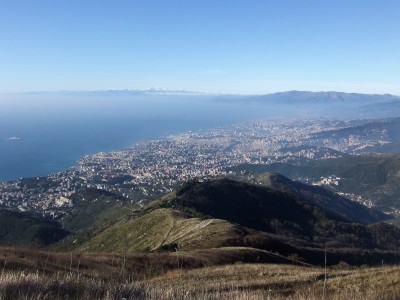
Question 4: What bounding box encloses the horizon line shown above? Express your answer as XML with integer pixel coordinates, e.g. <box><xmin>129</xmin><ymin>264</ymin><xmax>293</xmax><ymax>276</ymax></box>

<box><xmin>1</xmin><ymin>89</ymin><xmax>399</xmax><ymax>97</ymax></box>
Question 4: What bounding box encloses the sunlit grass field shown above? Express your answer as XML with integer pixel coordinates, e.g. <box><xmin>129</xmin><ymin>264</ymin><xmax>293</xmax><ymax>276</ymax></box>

<box><xmin>0</xmin><ymin>247</ymin><xmax>399</xmax><ymax>299</ymax></box>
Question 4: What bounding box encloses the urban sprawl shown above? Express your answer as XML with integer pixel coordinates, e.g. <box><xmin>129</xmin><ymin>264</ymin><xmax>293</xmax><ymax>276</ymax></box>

<box><xmin>0</xmin><ymin>119</ymin><xmax>387</xmax><ymax>218</ymax></box>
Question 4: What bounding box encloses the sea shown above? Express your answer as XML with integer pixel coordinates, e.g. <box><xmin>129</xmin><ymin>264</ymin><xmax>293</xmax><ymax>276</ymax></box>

<box><xmin>0</xmin><ymin>93</ymin><xmax>276</xmax><ymax>182</ymax></box>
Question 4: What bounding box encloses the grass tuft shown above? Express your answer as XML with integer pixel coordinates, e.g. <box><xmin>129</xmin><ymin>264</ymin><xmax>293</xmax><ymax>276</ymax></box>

<box><xmin>0</xmin><ymin>247</ymin><xmax>400</xmax><ymax>299</ymax></box>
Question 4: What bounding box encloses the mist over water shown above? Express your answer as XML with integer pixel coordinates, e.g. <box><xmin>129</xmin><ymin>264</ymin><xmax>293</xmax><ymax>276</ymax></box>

<box><xmin>0</xmin><ymin>93</ymin><xmax>275</xmax><ymax>181</ymax></box>
<box><xmin>3</xmin><ymin>90</ymin><xmax>400</xmax><ymax>182</ymax></box>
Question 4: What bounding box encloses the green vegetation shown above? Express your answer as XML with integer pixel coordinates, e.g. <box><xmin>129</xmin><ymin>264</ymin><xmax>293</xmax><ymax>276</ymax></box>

<box><xmin>234</xmin><ymin>172</ymin><xmax>390</xmax><ymax>224</ymax></box>
<box><xmin>0</xmin><ymin>210</ymin><xmax>69</xmax><ymax>247</ymax></box>
<box><xmin>62</xmin><ymin>188</ymin><xmax>130</xmax><ymax>232</ymax></box>
<box><xmin>79</xmin><ymin>179</ymin><xmax>400</xmax><ymax>266</ymax></box>
<box><xmin>58</xmin><ymin>188</ymin><xmax>134</xmax><ymax>249</ymax></box>
<box><xmin>233</xmin><ymin>153</ymin><xmax>400</xmax><ymax>209</ymax></box>
<box><xmin>2</xmin><ymin>176</ymin><xmax>400</xmax><ymax>299</ymax></box>
<box><xmin>0</xmin><ymin>187</ymin><xmax>136</xmax><ymax>250</ymax></box>
<box><xmin>79</xmin><ymin>208</ymin><xmax>241</xmax><ymax>252</ymax></box>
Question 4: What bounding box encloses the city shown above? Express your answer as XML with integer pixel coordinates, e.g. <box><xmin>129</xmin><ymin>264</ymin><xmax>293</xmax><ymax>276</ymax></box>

<box><xmin>0</xmin><ymin>118</ymin><xmax>390</xmax><ymax>218</ymax></box>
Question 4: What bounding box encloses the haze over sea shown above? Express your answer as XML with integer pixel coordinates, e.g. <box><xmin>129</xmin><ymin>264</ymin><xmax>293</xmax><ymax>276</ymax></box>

<box><xmin>0</xmin><ymin>93</ymin><xmax>274</xmax><ymax>182</ymax></box>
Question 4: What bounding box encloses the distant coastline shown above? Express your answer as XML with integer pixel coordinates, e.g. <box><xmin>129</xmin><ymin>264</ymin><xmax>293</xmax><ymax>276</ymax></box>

<box><xmin>1</xmin><ymin>91</ymin><xmax>400</xmax><ymax>182</ymax></box>
<box><xmin>0</xmin><ymin>95</ymin><xmax>249</xmax><ymax>182</ymax></box>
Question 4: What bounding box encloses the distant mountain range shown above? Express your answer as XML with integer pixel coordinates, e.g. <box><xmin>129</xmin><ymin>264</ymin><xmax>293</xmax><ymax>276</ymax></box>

<box><xmin>248</xmin><ymin>90</ymin><xmax>400</xmax><ymax>104</ymax></box>
<box><xmin>214</xmin><ymin>91</ymin><xmax>400</xmax><ymax>119</ymax></box>
<box><xmin>212</xmin><ymin>90</ymin><xmax>399</xmax><ymax>105</ymax></box>
<box><xmin>9</xmin><ymin>90</ymin><xmax>400</xmax><ymax>118</ymax></box>
<box><xmin>11</xmin><ymin>89</ymin><xmax>400</xmax><ymax>100</ymax></box>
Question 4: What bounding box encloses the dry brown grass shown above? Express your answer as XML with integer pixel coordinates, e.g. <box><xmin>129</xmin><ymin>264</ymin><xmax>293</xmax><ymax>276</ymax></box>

<box><xmin>2</xmin><ymin>264</ymin><xmax>400</xmax><ymax>299</ymax></box>
<box><xmin>1</xmin><ymin>247</ymin><xmax>400</xmax><ymax>299</ymax></box>
<box><xmin>148</xmin><ymin>263</ymin><xmax>400</xmax><ymax>299</ymax></box>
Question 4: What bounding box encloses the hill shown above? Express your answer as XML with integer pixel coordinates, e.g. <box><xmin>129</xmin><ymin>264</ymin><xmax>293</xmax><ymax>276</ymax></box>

<box><xmin>0</xmin><ymin>210</ymin><xmax>69</xmax><ymax>247</ymax></box>
<box><xmin>57</xmin><ymin>188</ymin><xmax>134</xmax><ymax>249</ymax></box>
<box><xmin>61</xmin><ymin>188</ymin><xmax>131</xmax><ymax>232</ymax></box>
<box><xmin>232</xmin><ymin>91</ymin><xmax>400</xmax><ymax>117</ymax></box>
<box><xmin>250</xmin><ymin>91</ymin><xmax>400</xmax><ymax>105</ymax></box>
<box><xmin>79</xmin><ymin>208</ymin><xmax>242</xmax><ymax>252</ymax></box>
<box><xmin>307</xmin><ymin>117</ymin><xmax>400</xmax><ymax>153</ymax></box>
<box><xmin>234</xmin><ymin>153</ymin><xmax>400</xmax><ymax>210</ymax></box>
<box><xmin>233</xmin><ymin>172</ymin><xmax>390</xmax><ymax>224</ymax></box>
<box><xmin>80</xmin><ymin>179</ymin><xmax>400</xmax><ymax>266</ymax></box>
<box><xmin>165</xmin><ymin>179</ymin><xmax>400</xmax><ymax>249</ymax></box>
<box><xmin>215</xmin><ymin>91</ymin><xmax>400</xmax><ymax>118</ymax></box>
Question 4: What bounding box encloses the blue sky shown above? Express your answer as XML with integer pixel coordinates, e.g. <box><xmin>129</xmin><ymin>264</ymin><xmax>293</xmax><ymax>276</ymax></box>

<box><xmin>1</xmin><ymin>0</ymin><xmax>399</xmax><ymax>95</ymax></box>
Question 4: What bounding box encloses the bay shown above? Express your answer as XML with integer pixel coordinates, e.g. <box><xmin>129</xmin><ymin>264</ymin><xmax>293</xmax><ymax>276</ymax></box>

<box><xmin>0</xmin><ymin>93</ymin><xmax>273</xmax><ymax>182</ymax></box>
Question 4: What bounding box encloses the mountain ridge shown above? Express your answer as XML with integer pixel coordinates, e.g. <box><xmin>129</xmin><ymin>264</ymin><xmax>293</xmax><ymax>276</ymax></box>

<box><xmin>250</xmin><ymin>90</ymin><xmax>400</xmax><ymax>104</ymax></box>
<box><xmin>233</xmin><ymin>172</ymin><xmax>391</xmax><ymax>224</ymax></box>
<box><xmin>234</xmin><ymin>153</ymin><xmax>400</xmax><ymax>210</ymax></box>
<box><xmin>8</xmin><ymin>89</ymin><xmax>400</xmax><ymax>99</ymax></box>
<box><xmin>79</xmin><ymin>178</ymin><xmax>400</xmax><ymax>266</ymax></box>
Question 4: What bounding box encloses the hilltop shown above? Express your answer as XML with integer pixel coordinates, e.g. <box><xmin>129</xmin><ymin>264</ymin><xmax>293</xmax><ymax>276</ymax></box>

<box><xmin>234</xmin><ymin>172</ymin><xmax>390</xmax><ymax>224</ymax></box>
<box><xmin>79</xmin><ymin>179</ymin><xmax>400</xmax><ymax>266</ymax></box>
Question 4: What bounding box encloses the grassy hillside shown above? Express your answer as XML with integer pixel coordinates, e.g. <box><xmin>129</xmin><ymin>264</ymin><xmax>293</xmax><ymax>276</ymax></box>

<box><xmin>163</xmin><ymin>179</ymin><xmax>400</xmax><ymax>248</ymax></box>
<box><xmin>58</xmin><ymin>188</ymin><xmax>135</xmax><ymax>249</ymax></box>
<box><xmin>79</xmin><ymin>208</ymin><xmax>242</xmax><ymax>252</ymax></box>
<box><xmin>61</xmin><ymin>188</ymin><xmax>131</xmax><ymax>232</ymax></box>
<box><xmin>167</xmin><ymin>179</ymin><xmax>333</xmax><ymax>237</ymax></box>
<box><xmin>1</xmin><ymin>246</ymin><xmax>400</xmax><ymax>299</ymax></box>
<box><xmin>80</xmin><ymin>179</ymin><xmax>400</xmax><ymax>266</ymax></box>
<box><xmin>0</xmin><ymin>246</ymin><xmax>302</xmax><ymax>280</ymax></box>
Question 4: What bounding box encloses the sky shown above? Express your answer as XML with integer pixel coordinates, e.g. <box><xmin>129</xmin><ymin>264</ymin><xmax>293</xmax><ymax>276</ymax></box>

<box><xmin>1</xmin><ymin>0</ymin><xmax>400</xmax><ymax>95</ymax></box>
